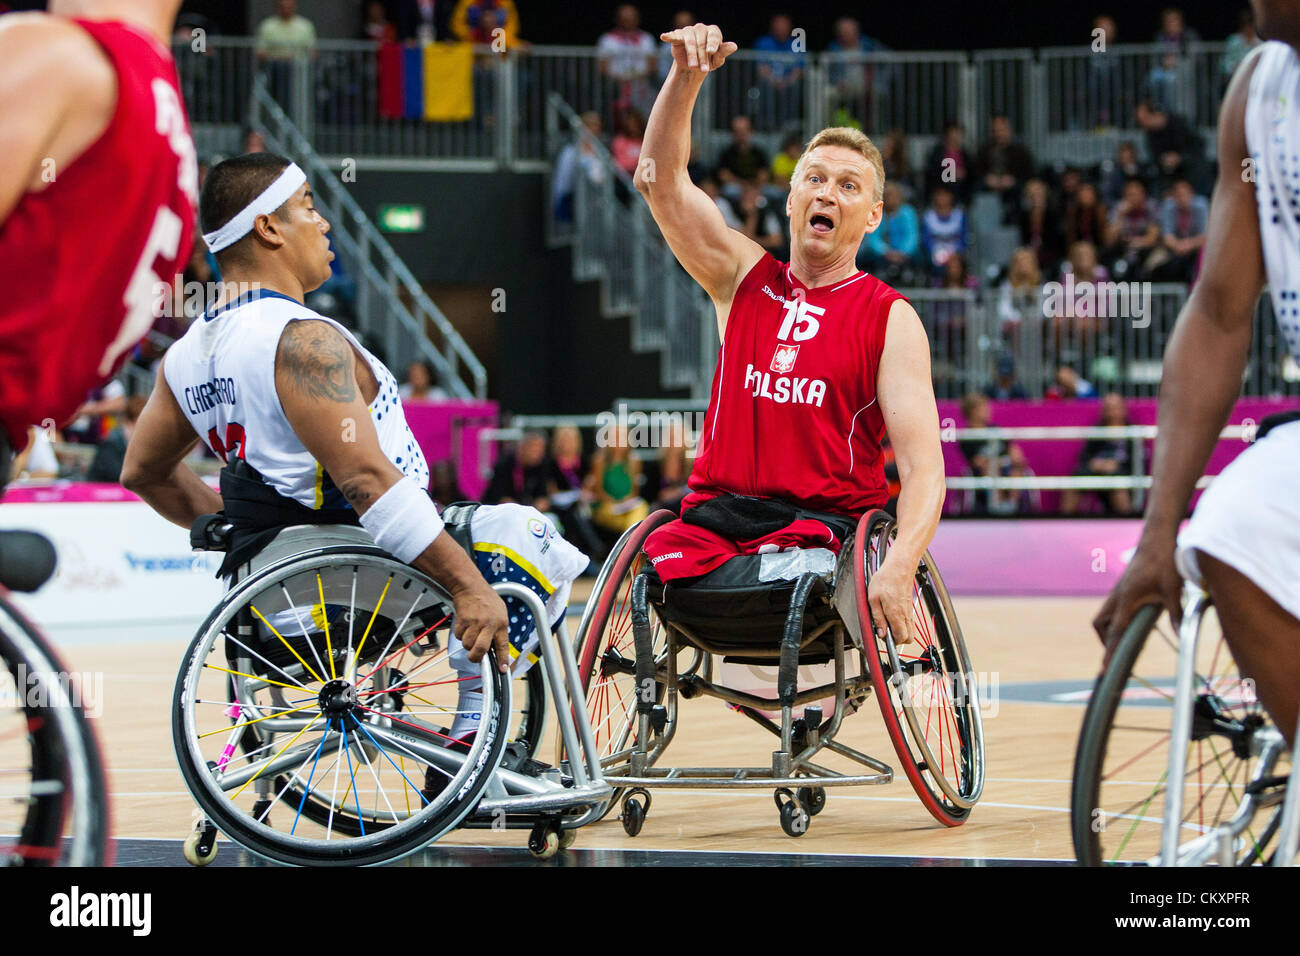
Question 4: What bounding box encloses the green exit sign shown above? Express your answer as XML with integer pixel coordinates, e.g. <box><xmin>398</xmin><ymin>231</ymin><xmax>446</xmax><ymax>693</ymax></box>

<box><xmin>378</xmin><ymin>204</ymin><xmax>426</xmax><ymax>233</ymax></box>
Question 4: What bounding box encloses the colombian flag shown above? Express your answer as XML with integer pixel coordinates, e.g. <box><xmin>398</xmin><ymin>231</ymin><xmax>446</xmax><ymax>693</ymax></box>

<box><xmin>377</xmin><ymin>41</ymin><xmax>474</xmax><ymax>122</ymax></box>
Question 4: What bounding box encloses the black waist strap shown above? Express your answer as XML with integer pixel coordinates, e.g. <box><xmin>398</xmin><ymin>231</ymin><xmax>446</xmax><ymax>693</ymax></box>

<box><xmin>682</xmin><ymin>493</ymin><xmax>858</xmax><ymax>544</ymax></box>
<box><xmin>217</xmin><ymin>459</ymin><xmax>359</xmax><ymax>577</ymax></box>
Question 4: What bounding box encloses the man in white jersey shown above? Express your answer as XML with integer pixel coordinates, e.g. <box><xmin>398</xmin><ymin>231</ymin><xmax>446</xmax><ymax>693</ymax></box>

<box><xmin>121</xmin><ymin>153</ymin><xmax>513</xmax><ymax>673</ymax></box>
<box><xmin>1096</xmin><ymin>0</ymin><xmax>1300</xmax><ymax>748</ymax></box>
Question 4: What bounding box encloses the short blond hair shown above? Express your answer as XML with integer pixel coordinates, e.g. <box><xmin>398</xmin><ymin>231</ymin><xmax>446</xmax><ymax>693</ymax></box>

<box><xmin>792</xmin><ymin>127</ymin><xmax>886</xmax><ymax>204</ymax></box>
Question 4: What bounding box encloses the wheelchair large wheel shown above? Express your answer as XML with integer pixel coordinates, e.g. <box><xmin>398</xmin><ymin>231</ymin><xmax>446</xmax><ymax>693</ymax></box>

<box><xmin>1071</xmin><ymin>602</ymin><xmax>1286</xmax><ymax>866</ymax></box>
<box><xmin>173</xmin><ymin>548</ymin><xmax>508</xmax><ymax>866</ymax></box>
<box><xmin>0</xmin><ymin>594</ymin><xmax>111</xmax><ymax>866</ymax></box>
<box><xmin>569</xmin><ymin>510</ymin><xmax>678</xmax><ymax>810</ymax></box>
<box><xmin>855</xmin><ymin>510</ymin><xmax>984</xmax><ymax>827</ymax></box>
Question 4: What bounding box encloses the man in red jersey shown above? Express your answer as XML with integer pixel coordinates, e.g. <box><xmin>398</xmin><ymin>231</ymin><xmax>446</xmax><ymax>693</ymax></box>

<box><xmin>0</xmin><ymin>0</ymin><xmax>196</xmax><ymax>475</ymax></box>
<box><xmin>636</xmin><ymin>23</ymin><xmax>945</xmax><ymax>645</ymax></box>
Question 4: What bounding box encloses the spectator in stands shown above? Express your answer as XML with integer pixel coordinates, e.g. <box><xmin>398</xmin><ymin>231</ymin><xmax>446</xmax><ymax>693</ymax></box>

<box><xmin>1144</xmin><ymin>51</ymin><xmax>1193</xmax><ymax>118</ymax></box>
<box><xmin>1018</xmin><ymin>178</ymin><xmax>1064</xmax><ymax>272</ymax></box>
<box><xmin>1063</xmin><ymin>181</ymin><xmax>1110</xmax><ymax>251</ymax></box>
<box><xmin>397</xmin><ymin>0</ymin><xmax>441</xmax><ymax>44</ymax></box>
<box><xmin>589</xmin><ymin>428</ymin><xmax>648</xmax><ymax>538</ymax></box>
<box><xmin>242</xmin><ymin>128</ymin><xmax>268</xmax><ymax>154</ymax></box>
<box><xmin>996</xmin><ymin>246</ymin><xmax>1042</xmax><ymax>337</ymax></box>
<box><xmin>1222</xmin><ymin>7</ymin><xmax>1261</xmax><ymax>84</ymax></box>
<box><xmin>548</xmin><ymin>425</ymin><xmax>606</xmax><ymax>561</ymax></box>
<box><xmin>1056</xmin><ymin>240</ymin><xmax>1110</xmax><ymax>336</ymax></box>
<box><xmin>362</xmin><ymin>1</ymin><xmax>397</xmax><ymax>43</ymax></box>
<box><xmin>1149</xmin><ymin>176</ymin><xmax>1209</xmax><ymax>282</ymax></box>
<box><xmin>9</xmin><ymin>426</ymin><xmax>59</xmax><ymax>483</ymax></box>
<box><xmin>255</xmin><ymin>0</ymin><xmax>316</xmax><ymax>112</ymax></box>
<box><xmin>753</xmin><ymin>13</ymin><xmax>805</xmax><ymax>130</ymax></box>
<box><xmin>400</xmin><ymin>360</ymin><xmax>448</xmax><ymax>401</ymax></box>
<box><xmin>610</xmin><ymin>107</ymin><xmax>645</xmax><ymax>176</ymax></box>
<box><xmin>992</xmin><ymin>443</ymin><xmax>1041</xmax><ymax>516</ymax></box>
<box><xmin>880</xmin><ymin>129</ymin><xmax>914</xmax><ymax>195</ymax></box>
<box><xmin>1154</xmin><ymin>6</ymin><xmax>1200</xmax><ymax>55</ymax></box>
<box><xmin>983</xmin><ymin>353</ymin><xmax>1029</xmax><ymax>400</ymax></box>
<box><xmin>826</xmin><ymin>16</ymin><xmax>888</xmax><ymax>128</ymax></box>
<box><xmin>65</xmin><ymin>380</ymin><xmax>126</xmax><ymax>445</ymax></box>
<box><xmin>597</xmin><ymin>5</ymin><xmax>657</xmax><ymax>122</ymax></box>
<box><xmin>87</xmin><ymin>396</ymin><xmax>146</xmax><ymax>484</ymax></box>
<box><xmin>429</xmin><ymin>458</ymin><xmax>467</xmax><ymax>508</ymax></box>
<box><xmin>858</xmin><ymin>182</ymin><xmax>920</xmax><ymax>284</ymax></box>
<box><xmin>974</xmin><ymin>114</ymin><xmax>1035</xmax><ymax>209</ymax></box>
<box><xmin>1087</xmin><ymin>15</ymin><xmax>1119</xmax><ymax>127</ymax></box>
<box><xmin>644</xmin><ymin>421</ymin><xmax>691</xmax><ymax>515</ymax></box>
<box><xmin>451</xmin><ymin>0</ymin><xmax>520</xmax><ymax>46</ymax></box>
<box><xmin>1099</xmin><ymin>140</ymin><xmax>1151</xmax><ymax>206</ymax></box>
<box><xmin>959</xmin><ymin>391</ymin><xmax>1019</xmax><ymax>515</ymax></box>
<box><xmin>921</xmin><ymin>185</ymin><xmax>968</xmax><ymax>275</ymax></box>
<box><xmin>716</xmin><ymin>115</ymin><xmax>769</xmax><ymax>192</ymax></box>
<box><xmin>483</xmin><ymin>430</ymin><xmax>560</xmax><ymax>514</ymax></box>
<box><xmin>256</xmin><ymin>0</ymin><xmax>317</xmax><ymax>60</ymax></box>
<box><xmin>924</xmin><ymin>123</ymin><xmax>972</xmax><ymax>203</ymax></box>
<box><xmin>657</xmin><ymin>10</ymin><xmax>695</xmax><ymax>81</ymax></box>
<box><xmin>733</xmin><ymin>184</ymin><xmax>787</xmax><ymax>256</ymax></box>
<box><xmin>1135</xmin><ymin>98</ymin><xmax>1206</xmax><ymax>195</ymax></box>
<box><xmin>552</xmin><ymin>110</ymin><xmax>607</xmax><ymax>223</ymax></box>
<box><xmin>1106</xmin><ymin>177</ymin><xmax>1161</xmax><ymax>278</ymax></box>
<box><xmin>1061</xmin><ymin>392</ymin><xmax>1136</xmax><ymax>516</ymax></box>
<box><xmin>769</xmin><ymin>132</ymin><xmax>803</xmax><ymax>190</ymax></box>
<box><xmin>699</xmin><ymin>175</ymin><xmax>742</xmax><ymax>229</ymax></box>
<box><xmin>1051</xmin><ymin>364</ymin><xmax>1098</xmax><ymax>400</ymax></box>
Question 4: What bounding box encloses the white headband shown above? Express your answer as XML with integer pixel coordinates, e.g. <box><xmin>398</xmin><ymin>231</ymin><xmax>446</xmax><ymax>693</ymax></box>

<box><xmin>203</xmin><ymin>162</ymin><xmax>307</xmax><ymax>253</ymax></box>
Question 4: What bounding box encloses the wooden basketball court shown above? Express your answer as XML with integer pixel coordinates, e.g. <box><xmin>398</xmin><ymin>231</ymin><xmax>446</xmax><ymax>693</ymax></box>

<box><xmin>59</xmin><ymin>591</ymin><xmax>1109</xmax><ymax>864</ymax></box>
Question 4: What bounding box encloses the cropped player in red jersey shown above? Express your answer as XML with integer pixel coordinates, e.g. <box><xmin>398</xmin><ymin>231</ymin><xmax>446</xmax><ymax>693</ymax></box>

<box><xmin>0</xmin><ymin>0</ymin><xmax>196</xmax><ymax>471</ymax></box>
<box><xmin>637</xmin><ymin>23</ymin><xmax>945</xmax><ymax>645</ymax></box>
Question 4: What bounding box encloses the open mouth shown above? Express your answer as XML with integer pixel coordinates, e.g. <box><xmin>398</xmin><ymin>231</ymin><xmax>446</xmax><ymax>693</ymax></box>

<box><xmin>810</xmin><ymin>213</ymin><xmax>834</xmax><ymax>234</ymax></box>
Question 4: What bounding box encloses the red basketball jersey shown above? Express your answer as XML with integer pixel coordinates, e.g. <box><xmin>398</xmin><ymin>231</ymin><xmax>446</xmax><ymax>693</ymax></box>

<box><xmin>686</xmin><ymin>254</ymin><xmax>906</xmax><ymax>517</ymax></box>
<box><xmin>0</xmin><ymin>18</ymin><xmax>197</xmax><ymax>450</ymax></box>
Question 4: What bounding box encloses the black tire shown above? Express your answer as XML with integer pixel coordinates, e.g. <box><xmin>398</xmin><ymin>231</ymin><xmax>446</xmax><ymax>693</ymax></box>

<box><xmin>1071</xmin><ymin>602</ymin><xmax>1284</xmax><ymax>866</ymax></box>
<box><xmin>173</xmin><ymin>549</ymin><xmax>509</xmax><ymax>866</ymax></box>
<box><xmin>0</xmin><ymin>594</ymin><xmax>110</xmax><ymax>866</ymax></box>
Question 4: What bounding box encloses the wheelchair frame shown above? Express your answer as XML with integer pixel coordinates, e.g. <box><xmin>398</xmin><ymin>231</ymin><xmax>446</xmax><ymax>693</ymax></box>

<box><xmin>1160</xmin><ymin>583</ymin><xmax>1298</xmax><ymax>867</ymax></box>
<box><xmin>1071</xmin><ymin>581</ymin><xmax>1298</xmax><ymax>867</ymax></box>
<box><xmin>176</xmin><ymin>521</ymin><xmax>612</xmax><ymax>865</ymax></box>
<box><xmin>572</xmin><ymin>508</ymin><xmax>985</xmax><ymax>836</ymax></box>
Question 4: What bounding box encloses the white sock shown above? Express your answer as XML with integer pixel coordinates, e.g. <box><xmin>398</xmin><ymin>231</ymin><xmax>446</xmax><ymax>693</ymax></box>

<box><xmin>447</xmin><ymin>638</ymin><xmax>483</xmax><ymax>742</ymax></box>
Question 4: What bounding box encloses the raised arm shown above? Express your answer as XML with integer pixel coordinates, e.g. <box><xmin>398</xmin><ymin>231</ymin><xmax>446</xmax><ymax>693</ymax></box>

<box><xmin>1093</xmin><ymin>51</ymin><xmax>1267</xmax><ymax>653</ymax></box>
<box><xmin>635</xmin><ymin>24</ymin><xmax>762</xmax><ymax>336</ymax></box>
<box><xmin>274</xmin><ymin>320</ymin><xmax>510</xmax><ymax>669</ymax></box>
<box><xmin>869</xmin><ymin>299</ymin><xmax>945</xmax><ymax>647</ymax></box>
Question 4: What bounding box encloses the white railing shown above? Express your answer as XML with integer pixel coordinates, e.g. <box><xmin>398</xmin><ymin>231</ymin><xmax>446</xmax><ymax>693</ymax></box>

<box><xmin>174</xmin><ymin>38</ymin><xmax>1231</xmax><ymax>171</ymax></box>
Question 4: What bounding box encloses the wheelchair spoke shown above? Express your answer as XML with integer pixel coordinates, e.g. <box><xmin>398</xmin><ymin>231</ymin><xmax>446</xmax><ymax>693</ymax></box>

<box><xmin>220</xmin><ymin>631</ymin><xmax>313</xmax><ymax>691</ymax></box>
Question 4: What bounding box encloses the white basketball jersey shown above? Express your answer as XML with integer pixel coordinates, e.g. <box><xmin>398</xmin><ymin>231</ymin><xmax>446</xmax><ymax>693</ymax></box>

<box><xmin>164</xmin><ymin>290</ymin><xmax>429</xmax><ymax>509</ymax></box>
<box><xmin>1246</xmin><ymin>41</ymin><xmax>1300</xmax><ymax>358</ymax></box>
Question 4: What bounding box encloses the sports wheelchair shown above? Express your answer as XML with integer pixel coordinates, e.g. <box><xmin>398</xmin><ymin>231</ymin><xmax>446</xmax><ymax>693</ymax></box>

<box><xmin>565</xmin><ymin>507</ymin><xmax>985</xmax><ymax>837</ymax></box>
<box><xmin>1072</xmin><ymin>583</ymin><xmax>1300</xmax><ymax>866</ymax></box>
<box><xmin>173</xmin><ymin>516</ymin><xmax>611</xmax><ymax>866</ymax></box>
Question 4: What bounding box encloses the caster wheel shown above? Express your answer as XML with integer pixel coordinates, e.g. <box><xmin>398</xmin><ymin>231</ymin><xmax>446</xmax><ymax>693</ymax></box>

<box><xmin>797</xmin><ymin>786</ymin><xmax>826</xmax><ymax>816</ymax></box>
<box><xmin>779</xmin><ymin>800</ymin><xmax>810</xmax><ymax>837</ymax></box>
<box><xmin>182</xmin><ymin>826</ymin><xmax>218</xmax><ymax>866</ymax></box>
<box><xmin>528</xmin><ymin>824</ymin><xmax>560</xmax><ymax>860</ymax></box>
<box><xmin>621</xmin><ymin>797</ymin><xmax>646</xmax><ymax>837</ymax></box>
<box><xmin>558</xmin><ymin>828</ymin><xmax>578</xmax><ymax>850</ymax></box>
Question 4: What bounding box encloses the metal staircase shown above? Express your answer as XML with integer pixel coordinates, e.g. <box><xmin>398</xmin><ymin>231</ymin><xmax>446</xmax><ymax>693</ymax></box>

<box><xmin>544</xmin><ymin>94</ymin><xmax>716</xmax><ymax>398</ymax></box>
